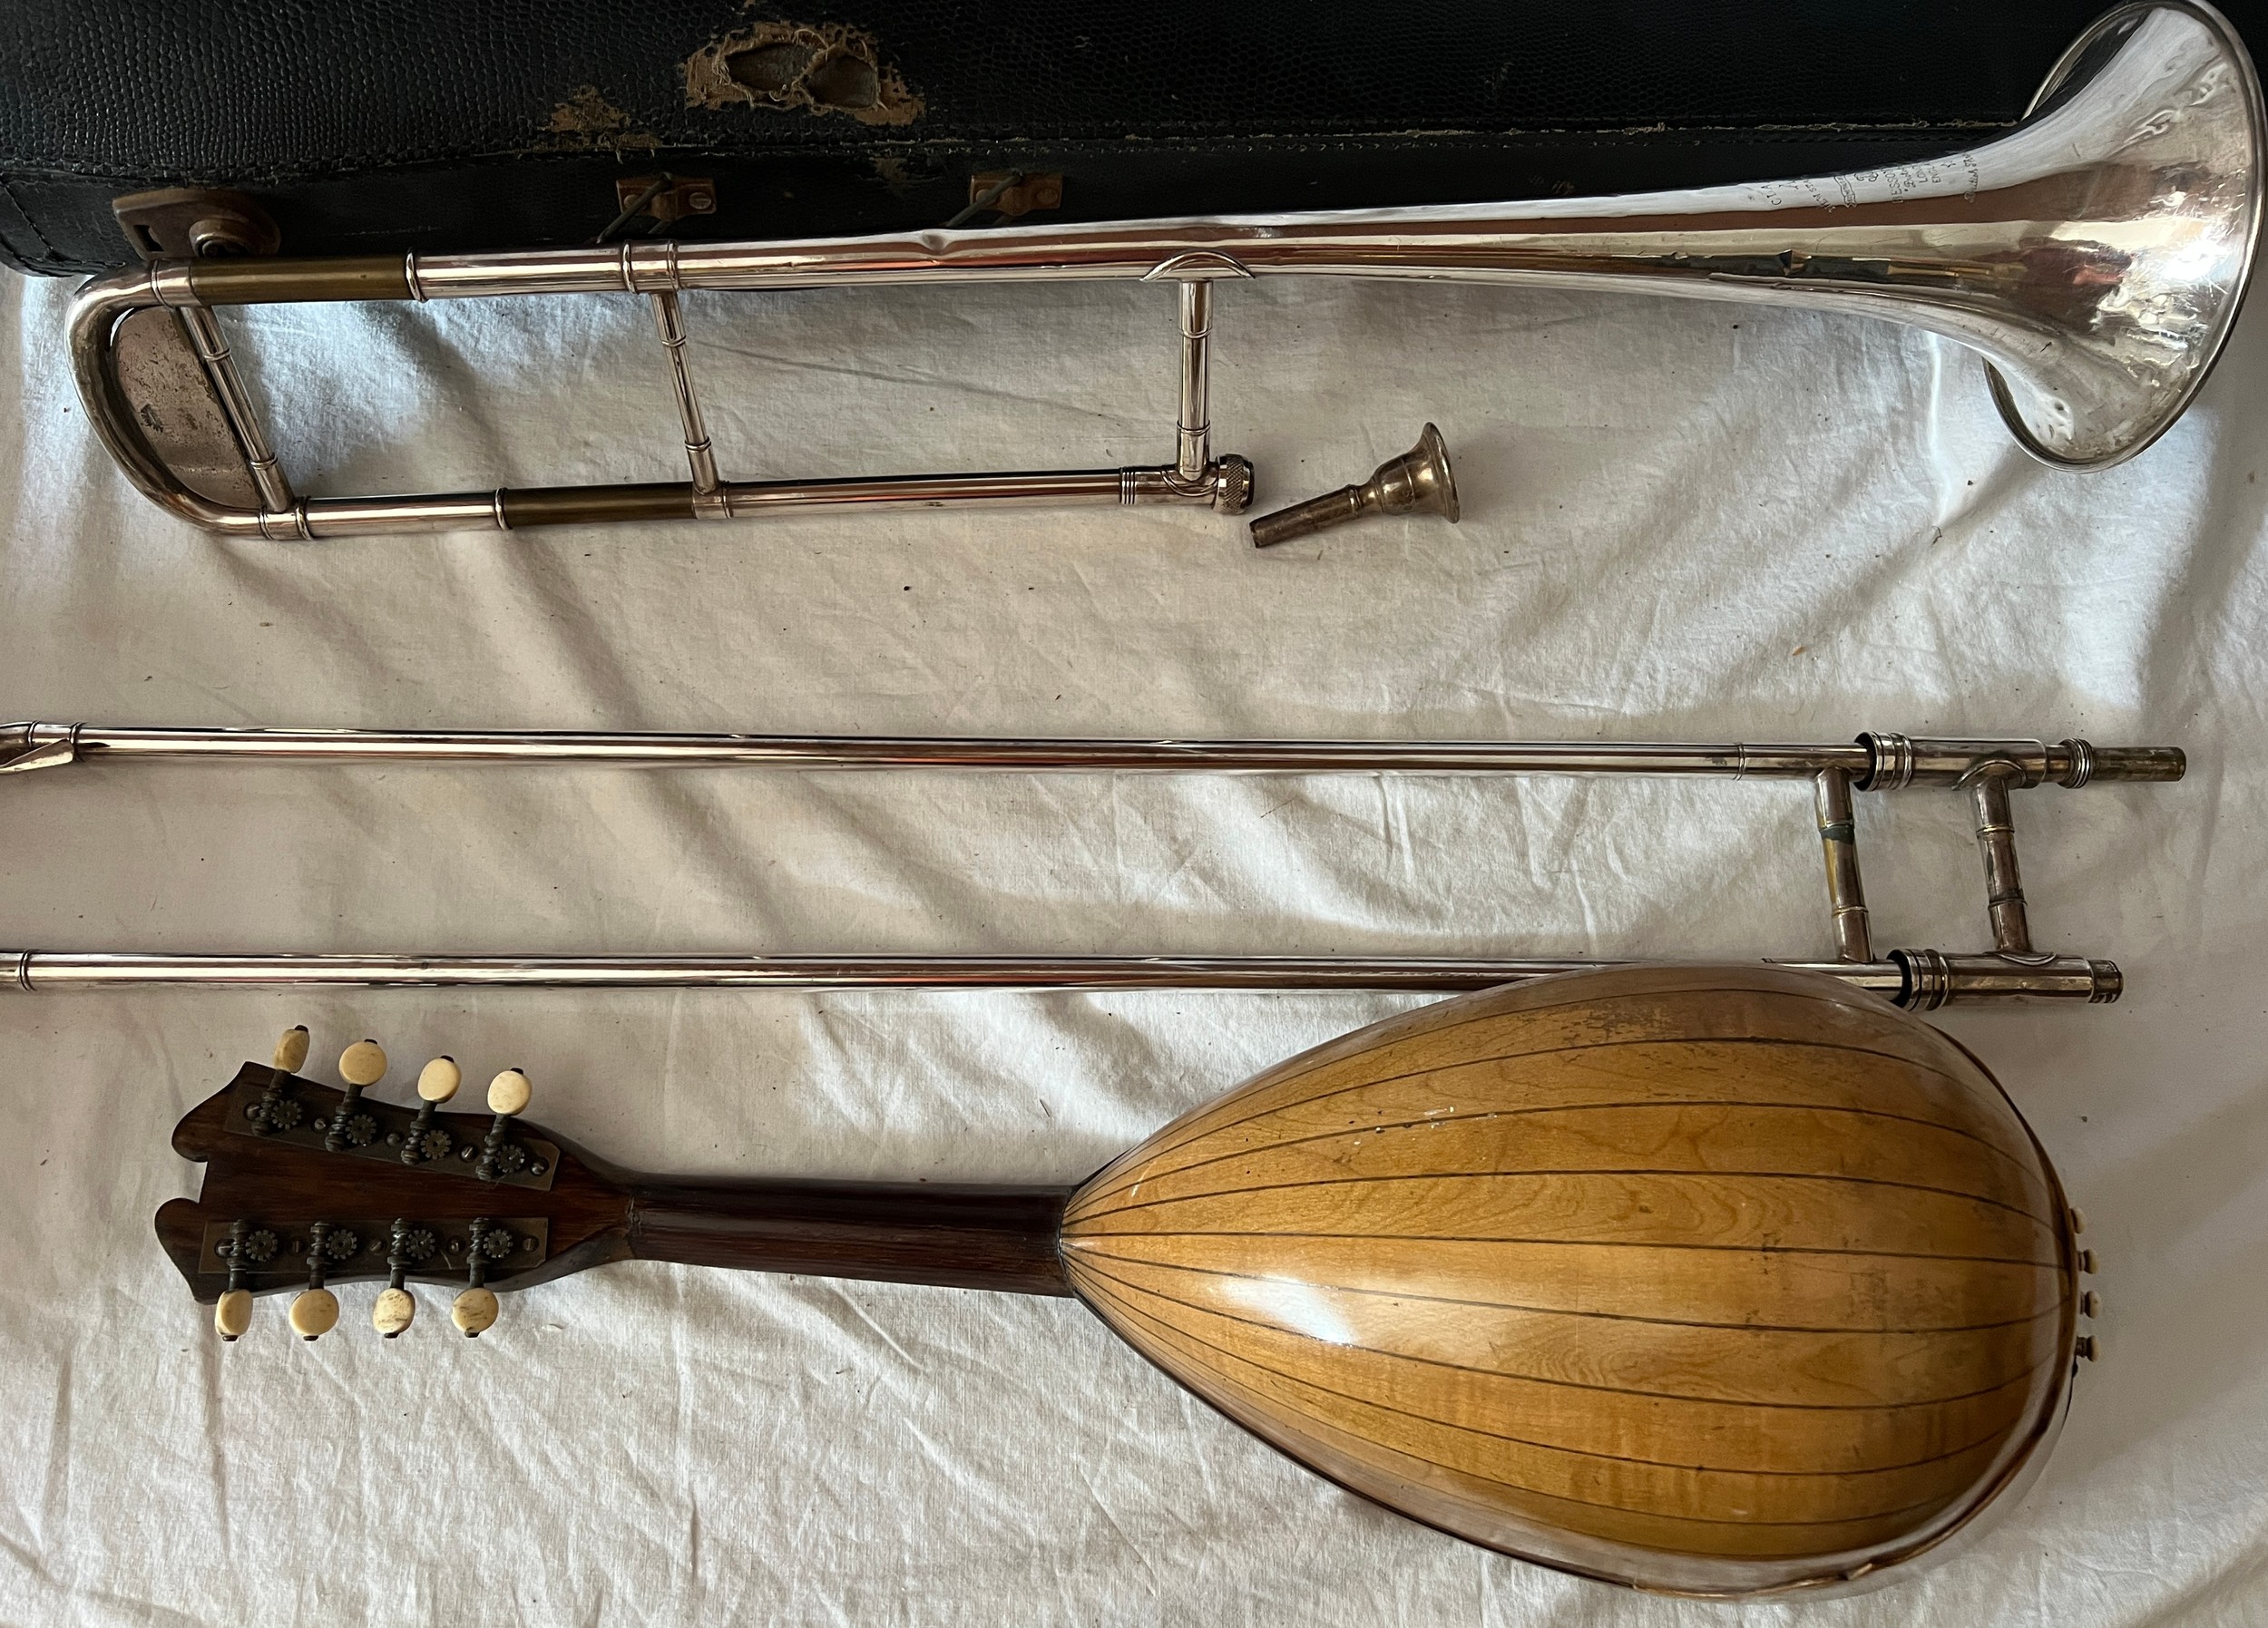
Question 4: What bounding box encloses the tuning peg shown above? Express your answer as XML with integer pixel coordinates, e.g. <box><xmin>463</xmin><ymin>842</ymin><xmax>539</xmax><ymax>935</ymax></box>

<box><xmin>324</xmin><ymin>1038</ymin><xmax>387</xmax><ymax>1152</ymax></box>
<box><xmin>213</xmin><ymin>1215</ymin><xmax>260</xmax><ymax>1341</ymax></box>
<box><xmin>371</xmin><ymin>1216</ymin><xmax>435</xmax><ymax>1338</ymax></box>
<box><xmin>396</xmin><ymin>1056</ymin><xmax>461</xmax><ymax>1165</ymax></box>
<box><xmin>274</xmin><ymin>1025</ymin><xmax>311</xmax><ymax>1073</ymax></box>
<box><xmin>421</xmin><ymin>1056</ymin><xmax>463</xmax><ymax>1101</ymax></box>
<box><xmin>452</xmin><ymin>1216</ymin><xmax>502</xmax><ymax>1337</ymax></box>
<box><xmin>289</xmin><ymin>1219</ymin><xmax>347</xmax><ymax>1341</ymax></box>
<box><xmin>452</xmin><ymin>1286</ymin><xmax>500</xmax><ymax>1338</ymax></box>
<box><xmin>247</xmin><ymin>1024</ymin><xmax>313</xmax><ymax>1136</ymax></box>
<box><xmin>371</xmin><ymin>1288</ymin><xmax>415</xmax><ymax>1338</ymax></box>
<box><xmin>290</xmin><ymin>1288</ymin><xmax>339</xmax><ymax>1340</ymax></box>
<box><xmin>475</xmin><ymin>1068</ymin><xmax>532</xmax><ymax>1183</ymax></box>
<box><xmin>488</xmin><ymin>1067</ymin><xmax>532</xmax><ymax>1115</ymax></box>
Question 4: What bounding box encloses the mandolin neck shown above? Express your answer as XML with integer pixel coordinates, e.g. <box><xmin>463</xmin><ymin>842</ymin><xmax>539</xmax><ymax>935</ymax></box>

<box><xmin>621</xmin><ymin>1175</ymin><xmax>1076</xmax><ymax>1296</ymax></box>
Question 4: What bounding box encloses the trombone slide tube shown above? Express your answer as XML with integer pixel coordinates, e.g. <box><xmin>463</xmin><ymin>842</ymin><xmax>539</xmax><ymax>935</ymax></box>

<box><xmin>65</xmin><ymin>469</ymin><xmax>1239</xmax><ymax>542</ymax></box>
<box><xmin>0</xmin><ymin>950</ymin><xmax>2116</xmax><ymax>1006</ymax></box>
<box><xmin>0</xmin><ymin>725</ymin><xmax>2163</xmax><ymax>1010</ymax></box>
<box><xmin>0</xmin><ymin>723</ymin><xmax>2183</xmax><ymax>785</ymax></box>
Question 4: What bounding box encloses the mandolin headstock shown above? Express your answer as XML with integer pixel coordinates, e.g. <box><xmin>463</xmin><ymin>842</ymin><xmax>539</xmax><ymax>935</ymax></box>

<box><xmin>157</xmin><ymin>1027</ymin><xmax>634</xmax><ymax>1342</ymax></box>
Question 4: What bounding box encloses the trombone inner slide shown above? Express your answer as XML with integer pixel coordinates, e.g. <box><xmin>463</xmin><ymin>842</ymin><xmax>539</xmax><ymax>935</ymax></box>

<box><xmin>0</xmin><ymin>724</ymin><xmax>2179</xmax><ymax>1009</ymax></box>
<box><xmin>1</xmin><ymin>951</ymin><xmax>2110</xmax><ymax>1006</ymax></box>
<box><xmin>62</xmin><ymin>2</ymin><xmax>2266</xmax><ymax>539</ymax></box>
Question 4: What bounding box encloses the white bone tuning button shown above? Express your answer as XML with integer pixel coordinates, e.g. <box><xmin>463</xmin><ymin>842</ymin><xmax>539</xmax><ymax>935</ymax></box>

<box><xmin>372</xmin><ymin>1287</ymin><xmax>417</xmax><ymax>1338</ymax></box>
<box><xmin>214</xmin><ymin>1289</ymin><xmax>253</xmax><ymax>1341</ymax></box>
<box><xmin>417</xmin><ymin>1056</ymin><xmax>462</xmax><ymax>1103</ymax></box>
<box><xmin>272</xmin><ymin>1025</ymin><xmax>311</xmax><ymax>1074</ymax></box>
<box><xmin>289</xmin><ymin>1287</ymin><xmax>339</xmax><ymax>1341</ymax></box>
<box><xmin>451</xmin><ymin>1286</ymin><xmax>500</xmax><ymax>1337</ymax></box>
<box><xmin>487</xmin><ymin>1068</ymin><xmax>532</xmax><ymax>1116</ymax></box>
<box><xmin>339</xmin><ymin>1038</ymin><xmax>387</xmax><ymax>1087</ymax></box>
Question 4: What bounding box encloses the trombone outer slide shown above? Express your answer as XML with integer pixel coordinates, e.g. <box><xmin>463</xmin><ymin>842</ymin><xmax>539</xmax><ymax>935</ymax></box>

<box><xmin>2</xmin><ymin>950</ymin><xmax>2116</xmax><ymax>1008</ymax></box>
<box><xmin>0</xmin><ymin>725</ymin><xmax>2175</xmax><ymax>1009</ymax></box>
<box><xmin>0</xmin><ymin>724</ymin><xmax>2185</xmax><ymax>788</ymax></box>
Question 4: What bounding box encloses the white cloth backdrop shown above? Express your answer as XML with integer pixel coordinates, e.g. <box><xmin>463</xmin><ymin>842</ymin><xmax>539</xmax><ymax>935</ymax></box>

<box><xmin>1</xmin><ymin>259</ymin><xmax>2263</xmax><ymax>1626</ymax></box>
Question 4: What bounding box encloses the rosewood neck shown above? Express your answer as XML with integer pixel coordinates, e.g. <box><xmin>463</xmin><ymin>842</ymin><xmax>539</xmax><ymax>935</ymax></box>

<box><xmin>623</xmin><ymin>1175</ymin><xmax>1076</xmax><ymax>1296</ymax></box>
<box><xmin>157</xmin><ymin>1074</ymin><xmax>1080</xmax><ymax>1303</ymax></box>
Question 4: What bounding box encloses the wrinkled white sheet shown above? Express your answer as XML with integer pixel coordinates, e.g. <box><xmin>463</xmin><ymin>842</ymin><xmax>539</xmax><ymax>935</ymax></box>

<box><xmin>1</xmin><ymin>259</ymin><xmax>2264</xmax><ymax>1627</ymax></box>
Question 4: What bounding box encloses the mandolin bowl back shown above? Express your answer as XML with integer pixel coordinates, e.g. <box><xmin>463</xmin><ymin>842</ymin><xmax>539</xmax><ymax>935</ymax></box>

<box><xmin>1061</xmin><ymin>964</ymin><xmax>2079</xmax><ymax>1595</ymax></box>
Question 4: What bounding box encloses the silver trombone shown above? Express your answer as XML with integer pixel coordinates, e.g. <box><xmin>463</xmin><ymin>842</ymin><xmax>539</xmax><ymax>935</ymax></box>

<box><xmin>2</xmin><ymin>720</ymin><xmax>2182</xmax><ymax>1009</ymax></box>
<box><xmin>68</xmin><ymin>2</ymin><xmax>2264</xmax><ymax>542</ymax></box>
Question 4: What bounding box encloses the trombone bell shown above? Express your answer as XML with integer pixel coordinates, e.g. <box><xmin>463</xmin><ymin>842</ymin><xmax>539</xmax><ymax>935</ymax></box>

<box><xmin>68</xmin><ymin>2</ymin><xmax>2264</xmax><ymax>539</ymax></box>
<box><xmin>1972</xmin><ymin>0</ymin><xmax>2263</xmax><ymax>466</ymax></box>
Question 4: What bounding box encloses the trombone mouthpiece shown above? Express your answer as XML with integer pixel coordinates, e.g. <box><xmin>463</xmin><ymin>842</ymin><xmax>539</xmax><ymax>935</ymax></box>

<box><xmin>1249</xmin><ymin>424</ymin><xmax>1459</xmax><ymax>548</ymax></box>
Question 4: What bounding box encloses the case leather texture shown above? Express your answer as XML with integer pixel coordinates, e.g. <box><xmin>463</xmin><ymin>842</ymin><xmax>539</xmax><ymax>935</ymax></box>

<box><xmin>2</xmin><ymin>0</ymin><xmax>2262</xmax><ymax>274</ymax></box>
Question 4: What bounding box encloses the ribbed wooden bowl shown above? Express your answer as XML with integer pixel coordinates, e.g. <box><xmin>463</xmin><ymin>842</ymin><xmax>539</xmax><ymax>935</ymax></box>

<box><xmin>1061</xmin><ymin>965</ymin><xmax>2078</xmax><ymax>1595</ymax></box>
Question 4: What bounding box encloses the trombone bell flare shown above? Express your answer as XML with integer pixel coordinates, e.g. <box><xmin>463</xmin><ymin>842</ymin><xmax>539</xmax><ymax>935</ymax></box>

<box><xmin>65</xmin><ymin>2</ymin><xmax>2264</xmax><ymax>538</ymax></box>
<box><xmin>1978</xmin><ymin>0</ymin><xmax>2263</xmax><ymax>466</ymax></box>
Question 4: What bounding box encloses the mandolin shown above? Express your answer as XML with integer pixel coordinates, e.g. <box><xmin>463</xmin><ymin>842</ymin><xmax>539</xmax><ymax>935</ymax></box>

<box><xmin>159</xmin><ymin>963</ymin><xmax>2092</xmax><ymax>1597</ymax></box>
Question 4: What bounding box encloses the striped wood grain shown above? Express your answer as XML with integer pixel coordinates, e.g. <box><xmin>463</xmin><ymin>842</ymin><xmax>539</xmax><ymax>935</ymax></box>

<box><xmin>1061</xmin><ymin>964</ymin><xmax>2077</xmax><ymax>1596</ymax></box>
